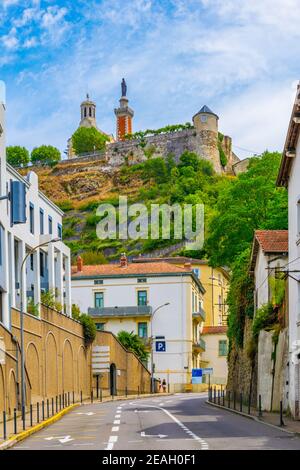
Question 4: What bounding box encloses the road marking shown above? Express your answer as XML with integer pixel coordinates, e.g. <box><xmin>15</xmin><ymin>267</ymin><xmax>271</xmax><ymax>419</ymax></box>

<box><xmin>72</xmin><ymin>443</ymin><xmax>95</xmax><ymax>446</ymax></box>
<box><xmin>134</xmin><ymin>409</ymin><xmax>152</xmax><ymax>413</ymax></box>
<box><xmin>141</xmin><ymin>431</ymin><xmax>167</xmax><ymax>439</ymax></box>
<box><xmin>76</xmin><ymin>412</ymin><xmax>95</xmax><ymax>416</ymax></box>
<box><xmin>115</xmin><ymin>414</ymin><xmax>121</xmax><ymax>418</ymax></box>
<box><xmin>112</xmin><ymin>426</ymin><xmax>119</xmax><ymax>432</ymax></box>
<box><xmin>109</xmin><ymin>435</ymin><xmax>118</xmax><ymax>443</ymax></box>
<box><xmin>132</xmin><ymin>404</ymin><xmax>209</xmax><ymax>450</ymax></box>
<box><xmin>114</xmin><ymin>420</ymin><xmax>120</xmax><ymax>424</ymax></box>
<box><xmin>105</xmin><ymin>443</ymin><xmax>114</xmax><ymax>450</ymax></box>
<box><xmin>45</xmin><ymin>435</ymin><xmax>74</xmax><ymax>444</ymax></box>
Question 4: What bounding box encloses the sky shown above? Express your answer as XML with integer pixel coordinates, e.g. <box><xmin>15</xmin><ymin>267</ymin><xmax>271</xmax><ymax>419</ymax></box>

<box><xmin>0</xmin><ymin>0</ymin><xmax>299</xmax><ymax>159</ymax></box>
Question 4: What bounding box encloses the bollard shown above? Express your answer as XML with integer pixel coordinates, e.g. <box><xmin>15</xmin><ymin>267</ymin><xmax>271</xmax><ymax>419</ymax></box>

<box><xmin>56</xmin><ymin>396</ymin><xmax>58</xmax><ymax>413</ymax></box>
<box><xmin>125</xmin><ymin>387</ymin><xmax>128</xmax><ymax>398</ymax></box>
<box><xmin>218</xmin><ymin>390</ymin><xmax>220</xmax><ymax>405</ymax></box>
<box><xmin>62</xmin><ymin>394</ymin><xmax>65</xmax><ymax>408</ymax></box>
<box><xmin>14</xmin><ymin>408</ymin><xmax>17</xmax><ymax>434</ymax></box>
<box><xmin>65</xmin><ymin>393</ymin><xmax>67</xmax><ymax>407</ymax></box>
<box><xmin>228</xmin><ymin>391</ymin><xmax>231</xmax><ymax>409</ymax></box>
<box><xmin>42</xmin><ymin>401</ymin><xmax>45</xmax><ymax>421</ymax></box>
<box><xmin>233</xmin><ymin>391</ymin><xmax>236</xmax><ymax>410</ymax></box>
<box><xmin>52</xmin><ymin>398</ymin><xmax>54</xmax><ymax>416</ymax></box>
<box><xmin>91</xmin><ymin>390</ymin><xmax>93</xmax><ymax>403</ymax></box>
<box><xmin>240</xmin><ymin>393</ymin><xmax>243</xmax><ymax>413</ymax></box>
<box><xmin>80</xmin><ymin>391</ymin><xmax>83</xmax><ymax>404</ymax></box>
<box><xmin>100</xmin><ymin>389</ymin><xmax>102</xmax><ymax>402</ymax></box>
<box><xmin>258</xmin><ymin>394</ymin><xmax>262</xmax><ymax>418</ymax></box>
<box><xmin>3</xmin><ymin>411</ymin><xmax>6</xmax><ymax>440</ymax></box>
<box><xmin>47</xmin><ymin>399</ymin><xmax>49</xmax><ymax>418</ymax></box>
<box><xmin>223</xmin><ymin>390</ymin><xmax>225</xmax><ymax>407</ymax></box>
<box><xmin>248</xmin><ymin>394</ymin><xmax>251</xmax><ymax>415</ymax></box>
<box><xmin>68</xmin><ymin>392</ymin><xmax>70</xmax><ymax>406</ymax></box>
<box><xmin>30</xmin><ymin>404</ymin><xmax>33</xmax><ymax>427</ymax></box>
<box><xmin>214</xmin><ymin>387</ymin><xmax>216</xmax><ymax>404</ymax></box>
<box><xmin>22</xmin><ymin>405</ymin><xmax>26</xmax><ymax>430</ymax></box>
<box><xmin>73</xmin><ymin>391</ymin><xmax>75</xmax><ymax>404</ymax></box>
<box><xmin>280</xmin><ymin>401</ymin><xmax>285</xmax><ymax>426</ymax></box>
<box><xmin>37</xmin><ymin>402</ymin><xmax>40</xmax><ymax>424</ymax></box>
<box><xmin>59</xmin><ymin>394</ymin><xmax>62</xmax><ymax>410</ymax></box>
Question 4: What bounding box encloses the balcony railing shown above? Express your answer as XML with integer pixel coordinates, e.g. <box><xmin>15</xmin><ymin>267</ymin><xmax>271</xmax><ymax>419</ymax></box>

<box><xmin>88</xmin><ymin>305</ymin><xmax>153</xmax><ymax>318</ymax></box>
<box><xmin>193</xmin><ymin>337</ymin><xmax>206</xmax><ymax>351</ymax></box>
<box><xmin>193</xmin><ymin>307</ymin><xmax>206</xmax><ymax>322</ymax></box>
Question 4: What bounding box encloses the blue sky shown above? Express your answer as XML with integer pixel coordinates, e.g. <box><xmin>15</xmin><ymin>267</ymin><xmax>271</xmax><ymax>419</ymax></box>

<box><xmin>0</xmin><ymin>0</ymin><xmax>299</xmax><ymax>159</ymax></box>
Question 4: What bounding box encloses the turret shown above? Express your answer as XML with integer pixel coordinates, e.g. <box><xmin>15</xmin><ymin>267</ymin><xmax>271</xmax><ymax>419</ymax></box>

<box><xmin>192</xmin><ymin>105</ymin><xmax>218</xmax><ymax>134</ymax></box>
<box><xmin>80</xmin><ymin>94</ymin><xmax>97</xmax><ymax>128</ymax></box>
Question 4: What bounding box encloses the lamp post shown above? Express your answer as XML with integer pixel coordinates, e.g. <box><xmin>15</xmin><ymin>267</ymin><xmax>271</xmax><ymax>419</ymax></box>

<box><xmin>20</xmin><ymin>237</ymin><xmax>60</xmax><ymax>425</ymax></box>
<box><xmin>150</xmin><ymin>302</ymin><xmax>170</xmax><ymax>393</ymax></box>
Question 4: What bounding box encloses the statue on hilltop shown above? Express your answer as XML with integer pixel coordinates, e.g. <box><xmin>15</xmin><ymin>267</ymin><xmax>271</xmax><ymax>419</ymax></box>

<box><xmin>121</xmin><ymin>78</ymin><xmax>127</xmax><ymax>97</ymax></box>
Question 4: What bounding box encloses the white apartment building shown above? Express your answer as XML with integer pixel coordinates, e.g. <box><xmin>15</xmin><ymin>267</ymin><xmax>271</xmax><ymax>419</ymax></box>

<box><xmin>277</xmin><ymin>82</ymin><xmax>300</xmax><ymax>418</ymax></box>
<box><xmin>0</xmin><ymin>83</ymin><xmax>71</xmax><ymax>329</ymax></box>
<box><xmin>71</xmin><ymin>255</ymin><xmax>206</xmax><ymax>392</ymax></box>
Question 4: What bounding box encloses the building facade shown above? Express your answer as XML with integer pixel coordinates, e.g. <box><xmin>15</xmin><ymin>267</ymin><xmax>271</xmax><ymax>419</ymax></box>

<box><xmin>0</xmin><ymin>85</ymin><xmax>71</xmax><ymax>330</ymax></box>
<box><xmin>71</xmin><ymin>255</ymin><xmax>206</xmax><ymax>392</ymax></box>
<box><xmin>133</xmin><ymin>256</ymin><xmax>230</xmax><ymax>385</ymax></box>
<box><xmin>277</xmin><ymin>82</ymin><xmax>300</xmax><ymax>418</ymax></box>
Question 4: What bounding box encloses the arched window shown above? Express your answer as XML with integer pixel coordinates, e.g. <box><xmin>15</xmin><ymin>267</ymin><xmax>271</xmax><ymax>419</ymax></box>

<box><xmin>84</xmin><ymin>108</ymin><xmax>87</xmax><ymax>118</ymax></box>
<box><xmin>89</xmin><ymin>107</ymin><xmax>92</xmax><ymax>117</ymax></box>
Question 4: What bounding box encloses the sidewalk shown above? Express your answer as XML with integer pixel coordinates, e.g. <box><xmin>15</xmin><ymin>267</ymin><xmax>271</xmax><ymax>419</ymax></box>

<box><xmin>0</xmin><ymin>392</ymin><xmax>172</xmax><ymax>450</ymax></box>
<box><xmin>207</xmin><ymin>398</ymin><xmax>300</xmax><ymax>435</ymax></box>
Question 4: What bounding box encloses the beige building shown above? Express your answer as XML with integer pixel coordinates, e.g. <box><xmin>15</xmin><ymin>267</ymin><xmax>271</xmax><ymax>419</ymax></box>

<box><xmin>132</xmin><ymin>257</ymin><xmax>230</xmax><ymax>385</ymax></box>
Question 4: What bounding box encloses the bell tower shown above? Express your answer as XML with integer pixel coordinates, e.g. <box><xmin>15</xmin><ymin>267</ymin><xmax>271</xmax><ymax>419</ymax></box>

<box><xmin>114</xmin><ymin>78</ymin><xmax>134</xmax><ymax>141</ymax></box>
<box><xmin>80</xmin><ymin>94</ymin><xmax>97</xmax><ymax>128</ymax></box>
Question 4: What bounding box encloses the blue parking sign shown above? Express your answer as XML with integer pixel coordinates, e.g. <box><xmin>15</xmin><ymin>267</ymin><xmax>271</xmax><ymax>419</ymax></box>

<box><xmin>155</xmin><ymin>341</ymin><xmax>166</xmax><ymax>352</ymax></box>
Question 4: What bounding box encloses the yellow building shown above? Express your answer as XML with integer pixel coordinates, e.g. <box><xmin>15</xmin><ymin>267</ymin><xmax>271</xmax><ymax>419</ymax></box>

<box><xmin>133</xmin><ymin>257</ymin><xmax>230</xmax><ymax>386</ymax></box>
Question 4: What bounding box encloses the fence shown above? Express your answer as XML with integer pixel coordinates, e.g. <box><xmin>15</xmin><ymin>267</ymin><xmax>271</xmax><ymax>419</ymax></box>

<box><xmin>208</xmin><ymin>387</ymin><xmax>285</xmax><ymax>427</ymax></box>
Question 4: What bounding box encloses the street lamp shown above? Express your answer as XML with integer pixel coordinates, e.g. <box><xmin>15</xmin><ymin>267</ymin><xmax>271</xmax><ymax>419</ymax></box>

<box><xmin>20</xmin><ymin>237</ymin><xmax>60</xmax><ymax>426</ymax></box>
<box><xmin>150</xmin><ymin>302</ymin><xmax>170</xmax><ymax>393</ymax></box>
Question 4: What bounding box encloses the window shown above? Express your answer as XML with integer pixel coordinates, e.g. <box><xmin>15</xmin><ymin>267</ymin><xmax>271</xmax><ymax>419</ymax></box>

<box><xmin>57</xmin><ymin>223</ymin><xmax>62</xmax><ymax>239</ymax></box>
<box><xmin>48</xmin><ymin>216</ymin><xmax>52</xmax><ymax>235</ymax></box>
<box><xmin>39</xmin><ymin>208</ymin><xmax>44</xmax><ymax>235</ymax></box>
<box><xmin>200</xmin><ymin>115</ymin><xmax>207</xmax><ymax>123</ymax></box>
<box><xmin>30</xmin><ymin>253</ymin><xmax>34</xmax><ymax>271</ymax></box>
<box><xmin>138</xmin><ymin>322</ymin><xmax>148</xmax><ymax>338</ymax></box>
<box><xmin>137</xmin><ymin>278</ymin><xmax>147</xmax><ymax>283</ymax></box>
<box><xmin>137</xmin><ymin>290</ymin><xmax>147</xmax><ymax>306</ymax></box>
<box><xmin>218</xmin><ymin>295</ymin><xmax>222</xmax><ymax>312</ymax></box>
<box><xmin>40</xmin><ymin>252</ymin><xmax>44</xmax><ymax>277</ymax></box>
<box><xmin>95</xmin><ymin>323</ymin><xmax>105</xmax><ymax>331</ymax></box>
<box><xmin>219</xmin><ymin>340</ymin><xmax>228</xmax><ymax>356</ymax></box>
<box><xmin>94</xmin><ymin>292</ymin><xmax>104</xmax><ymax>308</ymax></box>
<box><xmin>29</xmin><ymin>203</ymin><xmax>34</xmax><ymax>234</ymax></box>
<box><xmin>94</xmin><ymin>280</ymin><xmax>103</xmax><ymax>285</ymax></box>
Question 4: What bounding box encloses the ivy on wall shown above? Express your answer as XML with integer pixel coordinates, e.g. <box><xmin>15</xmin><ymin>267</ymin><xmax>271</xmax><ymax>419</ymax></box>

<box><xmin>218</xmin><ymin>132</ymin><xmax>228</xmax><ymax>167</ymax></box>
<box><xmin>124</xmin><ymin>122</ymin><xmax>194</xmax><ymax>141</ymax></box>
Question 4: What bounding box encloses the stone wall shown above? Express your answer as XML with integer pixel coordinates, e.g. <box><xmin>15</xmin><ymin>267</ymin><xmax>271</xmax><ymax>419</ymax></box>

<box><xmin>67</xmin><ymin>127</ymin><xmax>239</xmax><ymax>175</ymax></box>
<box><xmin>227</xmin><ymin>317</ymin><xmax>257</xmax><ymax>405</ymax></box>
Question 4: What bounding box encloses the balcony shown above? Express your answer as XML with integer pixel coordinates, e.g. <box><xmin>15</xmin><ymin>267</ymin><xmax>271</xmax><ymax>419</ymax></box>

<box><xmin>88</xmin><ymin>305</ymin><xmax>153</xmax><ymax>318</ymax></box>
<box><xmin>193</xmin><ymin>337</ymin><xmax>206</xmax><ymax>352</ymax></box>
<box><xmin>193</xmin><ymin>307</ymin><xmax>206</xmax><ymax>322</ymax></box>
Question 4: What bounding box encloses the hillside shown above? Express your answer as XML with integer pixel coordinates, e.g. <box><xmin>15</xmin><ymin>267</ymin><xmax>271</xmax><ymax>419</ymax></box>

<box><xmin>21</xmin><ymin>152</ymin><xmax>229</xmax><ymax>263</ymax></box>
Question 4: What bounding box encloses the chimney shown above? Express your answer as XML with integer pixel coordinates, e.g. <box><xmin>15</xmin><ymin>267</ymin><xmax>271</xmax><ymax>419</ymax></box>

<box><xmin>120</xmin><ymin>253</ymin><xmax>127</xmax><ymax>267</ymax></box>
<box><xmin>77</xmin><ymin>255</ymin><xmax>83</xmax><ymax>272</ymax></box>
<box><xmin>184</xmin><ymin>261</ymin><xmax>192</xmax><ymax>270</ymax></box>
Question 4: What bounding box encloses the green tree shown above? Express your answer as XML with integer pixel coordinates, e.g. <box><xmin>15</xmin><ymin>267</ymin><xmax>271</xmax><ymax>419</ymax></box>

<box><xmin>117</xmin><ymin>330</ymin><xmax>149</xmax><ymax>363</ymax></box>
<box><xmin>205</xmin><ymin>151</ymin><xmax>288</xmax><ymax>267</ymax></box>
<box><xmin>72</xmin><ymin>127</ymin><xmax>109</xmax><ymax>155</ymax></box>
<box><xmin>178</xmin><ymin>151</ymin><xmax>200</xmax><ymax>172</ymax></box>
<box><xmin>6</xmin><ymin>146</ymin><xmax>30</xmax><ymax>167</ymax></box>
<box><xmin>31</xmin><ymin>145</ymin><xmax>61</xmax><ymax>167</ymax></box>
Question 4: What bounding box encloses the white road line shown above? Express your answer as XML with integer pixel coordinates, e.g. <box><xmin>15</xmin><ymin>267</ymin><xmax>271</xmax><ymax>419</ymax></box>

<box><xmin>131</xmin><ymin>404</ymin><xmax>209</xmax><ymax>450</ymax></box>
<box><xmin>109</xmin><ymin>435</ymin><xmax>118</xmax><ymax>443</ymax></box>
<box><xmin>115</xmin><ymin>414</ymin><xmax>121</xmax><ymax>418</ymax></box>
<box><xmin>105</xmin><ymin>443</ymin><xmax>114</xmax><ymax>450</ymax></box>
<box><xmin>112</xmin><ymin>426</ymin><xmax>119</xmax><ymax>432</ymax></box>
<box><xmin>114</xmin><ymin>420</ymin><xmax>120</xmax><ymax>424</ymax></box>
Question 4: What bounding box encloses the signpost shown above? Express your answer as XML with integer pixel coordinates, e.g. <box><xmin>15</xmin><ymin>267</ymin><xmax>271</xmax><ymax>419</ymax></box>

<box><xmin>192</xmin><ymin>368</ymin><xmax>203</xmax><ymax>384</ymax></box>
<box><xmin>203</xmin><ymin>367</ymin><xmax>213</xmax><ymax>387</ymax></box>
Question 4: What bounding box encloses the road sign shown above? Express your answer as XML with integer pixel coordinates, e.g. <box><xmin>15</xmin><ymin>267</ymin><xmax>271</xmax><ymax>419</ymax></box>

<box><xmin>203</xmin><ymin>367</ymin><xmax>213</xmax><ymax>375</ymax></box>
<box><xmin>92</xmin><ymin>345</ymin><xmax>110</xmax><ymax>375</ymax></box>
<box><xmin>192</xmin><ymin>368</ymin><xmax>202</xmax><ymax>384</ymax></box>
<box><xmin>155</xmin><ymin>341</ymin><xmax>166</xmax><ymax>352</ymax></box>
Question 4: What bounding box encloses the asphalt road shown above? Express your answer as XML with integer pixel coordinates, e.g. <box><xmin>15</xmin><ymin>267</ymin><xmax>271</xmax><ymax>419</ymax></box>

<box><xmin>11</xmin><ymin>393</ymin><xmax>300</xmax><ymax>450</ymax></box>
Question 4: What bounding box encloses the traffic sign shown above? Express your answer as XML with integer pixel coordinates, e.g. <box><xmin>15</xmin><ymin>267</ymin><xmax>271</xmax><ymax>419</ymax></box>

<box><xmin>155</xmin><ymin>341</ymin><xmax>166</xmax><ymax>352</ymax></box>
<box><xmin>192</xmin><ymin>368</ymin><xmax>202</xmax><ymax>384</ymax></box>
<box><xmin>203</xmin><ymin>367</ymin><xmax>213</xmax><ymax>375</ymax></box>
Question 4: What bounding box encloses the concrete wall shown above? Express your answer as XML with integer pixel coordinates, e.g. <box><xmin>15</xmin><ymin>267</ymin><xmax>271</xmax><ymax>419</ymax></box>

<box><xmin>92</xmin><ymin>331</ymin><xmax>151</xmax><ymax>397</ymax></box>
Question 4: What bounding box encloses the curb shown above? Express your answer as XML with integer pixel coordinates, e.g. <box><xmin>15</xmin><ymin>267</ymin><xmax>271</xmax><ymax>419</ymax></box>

<box><xmin>0</xmin><ymin>393</ymin><xmax>173</xmax><ymax>450</ymax></box>
<box><xmin>0</xmin><ymin>403</ymin><xmax>80</xmax><ymax>451</ymax></box>
<box><xmin>206</xmin><ymin>400</ymin><xmax>297</xmax><ymax>436</ymax></box>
